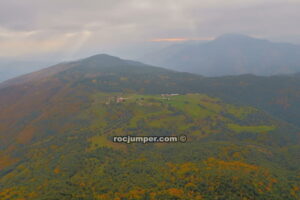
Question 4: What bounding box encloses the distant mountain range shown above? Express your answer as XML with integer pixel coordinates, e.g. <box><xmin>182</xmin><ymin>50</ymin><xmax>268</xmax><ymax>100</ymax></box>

<box><xmin>140</xmin><ymin>34</ymin><xmax>300</xmax><ymax>76</ymax></box>
<box><xmin>2</xmin><ymin>34</ymin><xmax>300</xmax><ymax>83</ymax></box>
<box><xmin>0</xmin><ymin>60</ymin><xmax>57</xmax><ymax>83</ymax></box>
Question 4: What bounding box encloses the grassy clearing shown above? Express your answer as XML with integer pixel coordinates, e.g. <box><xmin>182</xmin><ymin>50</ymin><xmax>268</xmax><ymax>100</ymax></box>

<box><xmin>87</xmin><ymin>92</ymin><xmax>277</xmax><ymax>147</ymax></box>
<box><xmin>228</xmin><ymin>124</ymin><xmax>276</xmax><ymax>133</ymax></box>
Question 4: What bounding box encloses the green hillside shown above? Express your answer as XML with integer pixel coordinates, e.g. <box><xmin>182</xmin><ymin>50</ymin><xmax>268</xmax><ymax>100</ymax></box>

<box><xmin>0</xmin><ymin>55</ymin><xmax>299</xmax><ymax>199</ymax></box>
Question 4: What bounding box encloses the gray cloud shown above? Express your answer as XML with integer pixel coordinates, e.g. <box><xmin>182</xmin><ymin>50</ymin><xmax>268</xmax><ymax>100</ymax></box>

<box><xmin>0</xmin><ymin>0</ymin><xmax>299</xmax><ymax>59</ymax></box>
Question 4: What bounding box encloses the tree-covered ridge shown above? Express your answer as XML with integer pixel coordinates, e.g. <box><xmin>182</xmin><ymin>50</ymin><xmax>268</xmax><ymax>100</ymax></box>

<box><xmin>2</xmin><ymin>54</ymin><xmax>300</xmax><ymax>128</ymax></box>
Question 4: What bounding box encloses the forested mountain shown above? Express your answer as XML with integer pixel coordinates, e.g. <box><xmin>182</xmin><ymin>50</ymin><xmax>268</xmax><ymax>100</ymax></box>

<box><xmin>141</xmin><ymin>34</ymin><xmax>300</xmax><ymax>76</ymax></box>
<box><xmin>0</xmin><ymin>54</ymin><xmax>299</xmax><ymax>199</ymax></box>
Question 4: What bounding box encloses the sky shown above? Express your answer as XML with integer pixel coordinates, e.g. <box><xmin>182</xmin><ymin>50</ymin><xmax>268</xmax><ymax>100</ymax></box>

<box><xmin>0</xmin><ymin>0</ymin><xmax>300</xmax><ymax>61</ymax></box>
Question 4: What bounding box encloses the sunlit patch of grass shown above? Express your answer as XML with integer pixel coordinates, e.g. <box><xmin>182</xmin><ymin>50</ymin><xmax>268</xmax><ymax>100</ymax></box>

<box><xmin>228</xmin><ymin>124</ymin><xmax>276</xmax><ymax>133</ymax></box>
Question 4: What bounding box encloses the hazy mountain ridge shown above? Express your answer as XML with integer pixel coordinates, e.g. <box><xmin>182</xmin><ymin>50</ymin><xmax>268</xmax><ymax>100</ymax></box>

<box><xmin>0</xmin><ymin>60</ymin><xmax>58</xmax><ymax>83</ymax></box>
<box><xmin>141</xmin><ymin>34</ymin><xmax>300</xmax><ymax>76</ymax></box>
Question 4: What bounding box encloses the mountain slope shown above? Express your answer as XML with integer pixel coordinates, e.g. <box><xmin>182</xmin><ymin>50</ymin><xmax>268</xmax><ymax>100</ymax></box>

<box><xmin>0</xmin><ymin>54</ymin><xmax>299</xmax><ymax>199</ymax></box>
<box><xmin>141</xmin><ymin>34</ymin><xmax>300</xmax><ymax>76</ymax></box>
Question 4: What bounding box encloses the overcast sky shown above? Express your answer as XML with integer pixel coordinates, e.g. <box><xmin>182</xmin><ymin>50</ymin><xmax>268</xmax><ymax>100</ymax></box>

<box><xmin>0</xmin><ymin>0</ymin><xmax>300</xmax><ymax>60</ymax></box>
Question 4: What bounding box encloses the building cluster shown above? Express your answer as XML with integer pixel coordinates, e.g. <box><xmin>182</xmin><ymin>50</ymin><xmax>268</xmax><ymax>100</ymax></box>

<box><xmin>161</xmin><ymin>94</ymin><xmax>179</xmax><ymax>97</ymax></box>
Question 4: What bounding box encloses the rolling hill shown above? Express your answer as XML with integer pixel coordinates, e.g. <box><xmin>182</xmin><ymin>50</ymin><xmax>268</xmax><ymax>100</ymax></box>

<box><xmin>0</xmin><ymin>54</ymin><xmax>299</xmax><ymax>199</ymax></box>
